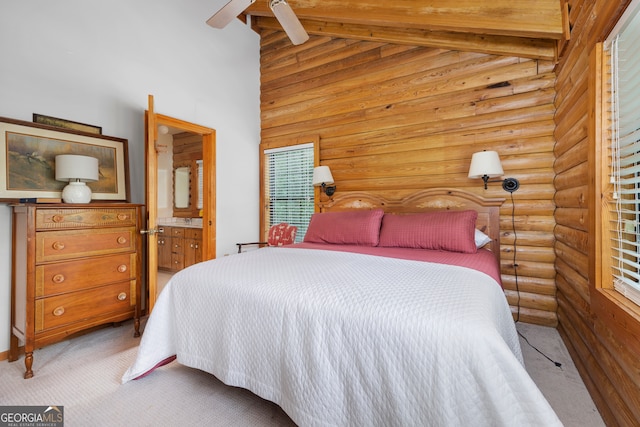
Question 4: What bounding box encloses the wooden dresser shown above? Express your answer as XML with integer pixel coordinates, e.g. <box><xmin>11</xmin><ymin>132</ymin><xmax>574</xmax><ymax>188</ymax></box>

<box><xmin>9</xmin><ymin>203</ymin><xmax>142</xmax><ymax>378</ymax></box>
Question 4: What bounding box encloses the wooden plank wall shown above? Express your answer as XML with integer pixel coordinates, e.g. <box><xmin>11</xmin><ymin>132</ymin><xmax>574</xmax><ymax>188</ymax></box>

<box><xmin>554</xmin><ymin>0</ymin><xmax>639</xmax><ymax>425</ymax></box>
<box><xmin>260</xmin><ymin>31</ymin><xmax>558</xmax><ymax>326</ymax></box>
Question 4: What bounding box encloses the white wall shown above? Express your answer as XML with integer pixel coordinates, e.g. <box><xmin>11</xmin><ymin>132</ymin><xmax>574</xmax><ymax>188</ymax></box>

<box><xmin>0</xmin><ymin>0</ymin><xmax>261</xmax><ymax>353</ymax></box>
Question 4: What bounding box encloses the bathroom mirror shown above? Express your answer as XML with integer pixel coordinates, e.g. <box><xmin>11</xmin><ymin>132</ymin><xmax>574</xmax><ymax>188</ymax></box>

<box><xmin>174</xmin><ymin>166</ymin><xmax>190</xmax><ymax>208</ymax></box>
<box><xmin>172</xmin><ymin>131</ymin><xmax>203</xmax><ymax>218</ymax></box>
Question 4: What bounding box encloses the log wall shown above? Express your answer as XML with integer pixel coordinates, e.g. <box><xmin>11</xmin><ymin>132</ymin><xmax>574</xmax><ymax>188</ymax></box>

<box><xmin>260</xmin><ymin>32</ymin><xmax>558</xmax><ymax>326</ymax></box>
<box><xmin>554</xmin><ymin>0</ymin><xmax>640</xmax><ymax>425</ymax></box>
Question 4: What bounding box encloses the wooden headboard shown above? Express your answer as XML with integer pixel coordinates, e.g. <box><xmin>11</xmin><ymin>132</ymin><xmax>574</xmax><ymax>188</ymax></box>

<box><xmin>318</xmin><ymin>188</ymin><xmax>505</xmax><ymax>262</ymax></box>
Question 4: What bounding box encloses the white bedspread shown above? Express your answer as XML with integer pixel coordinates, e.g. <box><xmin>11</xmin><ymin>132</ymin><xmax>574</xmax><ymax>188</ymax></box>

<box><xmin>122</xmin><ymin>246</ymin><xmax>561</xmax><ymax>426</ymax></box>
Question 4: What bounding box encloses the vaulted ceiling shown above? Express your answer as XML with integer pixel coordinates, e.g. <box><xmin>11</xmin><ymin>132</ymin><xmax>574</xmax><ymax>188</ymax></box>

<box><xmin>245</xmin><ymin>0</ymin><xmax>569</xmax><ymax>61</ymax></box>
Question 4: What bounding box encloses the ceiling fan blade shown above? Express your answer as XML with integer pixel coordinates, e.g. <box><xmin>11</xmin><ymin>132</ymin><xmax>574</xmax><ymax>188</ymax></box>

<box><xmin>269</xmin><ymin>0</ymin><xmax>309</xmax><ymax>45</ymax></box>
<box><xmin>206</xmin><ymin>0</ymin><xmax>256</xmax><ymax>29</ymax></box>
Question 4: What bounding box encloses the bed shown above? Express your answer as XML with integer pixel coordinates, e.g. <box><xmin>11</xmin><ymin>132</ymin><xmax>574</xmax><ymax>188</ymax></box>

<box><xmin>122</xmin><ymin>188</ymin><xmax>561</xmax><ymax>426</ymax></box>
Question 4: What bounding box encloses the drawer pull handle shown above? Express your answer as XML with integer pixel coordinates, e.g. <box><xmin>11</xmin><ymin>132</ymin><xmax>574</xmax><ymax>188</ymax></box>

<box><xmin>117</xmin><ymin>292</ymin><xmax>127</xmax><ymax>301</ymax></box>
<box><xmin>53</xmin><ymin>306</ymin><xmax>65</xmax><ymax>316</ymax></box>
<box><xmin>52</xmin><ymin>215</ymin><xmax>64</xmax><ymax>223</ymax></box>
<box><xmin>52</xmin><ymin>241</ymin><xmax>65</xmax><ymax>251</ymax></box>
<box><xmin>52</xmin><ymin>274</ymin><xmax>65</xmax><ymax>283</ymax></box>
<box><xmin>117</xmin><ymin>264</ymin><xmax>128</xmax><ymax>273</ymax></box>
<box><xmin>117</xmin><ymin>213</ymin><xmax>128</xmax><ymax>221</ymax></box>
<box><xmin>117</xmin><ymin>236</ymin><xmax>127</xmax><ymax>245</ymax></box>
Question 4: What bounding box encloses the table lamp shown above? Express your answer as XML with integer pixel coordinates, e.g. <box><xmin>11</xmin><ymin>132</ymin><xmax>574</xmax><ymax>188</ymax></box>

<box><xmin>55</xmin><ymin>154</ymin><xmax>99</xmax><ymax>203</ymax></box>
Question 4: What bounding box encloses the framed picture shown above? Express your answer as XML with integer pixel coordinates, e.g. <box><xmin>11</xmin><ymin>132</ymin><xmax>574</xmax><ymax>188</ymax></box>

<box><xmin>0</xmin><ymin>116</ymin><xmax>129</xmax><ymax>202</ymax></box>
<box><xmin>33</xmin><ymin>113</ymin><xmax>102</xmax><ymax>135</ymax></box>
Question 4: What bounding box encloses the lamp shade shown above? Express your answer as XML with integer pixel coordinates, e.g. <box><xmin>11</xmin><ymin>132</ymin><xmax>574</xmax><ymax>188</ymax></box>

<box><xmin>313</xmin><ymin>166</ymin><xmax>334</xmax><ymax>186</ymax></box>
<box><xmin>55</xmin><ymin>155</ymin><xmax>99</xmax><ymax>182</ymax></box>
<box><xmin>55</xmin><ymin>155</ymin><xmax>99</xmax><ymax>203</ymax></box>
<box><xmin>468</xmin><ymin>151</ymin><xmax>504</xmax><ymax>179</ymax></box>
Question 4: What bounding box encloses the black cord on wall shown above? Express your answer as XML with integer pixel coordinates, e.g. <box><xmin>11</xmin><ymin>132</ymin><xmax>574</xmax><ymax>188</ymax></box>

<box><xmin>506</xmin><ymin>186</ymin><xmax>561</xmax><ymax>368</ymax></box>
<box><xmin>510</xmin><ymin>190</ymin><xmax>520</xmax><ymax>323</ymax></box>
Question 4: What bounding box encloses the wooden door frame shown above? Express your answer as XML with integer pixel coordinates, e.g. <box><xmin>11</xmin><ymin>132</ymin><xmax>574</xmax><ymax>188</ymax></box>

<box><xmin>145</xmin><ymin>96</ymin><xmax>216</xmax><ymax>313</ymax></box>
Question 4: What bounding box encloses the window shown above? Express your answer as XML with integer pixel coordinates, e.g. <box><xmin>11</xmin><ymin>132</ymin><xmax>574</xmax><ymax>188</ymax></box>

<box><xmin>589</xmin><ymin>0</ymin><xmax>640</xmax><ymax>324</ymax></box>
<box><xmin>263</xmin><ymin>143</ymin><xmax>315</xmax><ymax>242</ymax></box>
<box><xmin>590</xmin><ymin>0</ymin><xmax>640</xmax><ymax>344</ymax></box>
<box><xmin>602</xmin><ymin>1</ymin><xmax>640</xmax><ymax>307</ymax></box>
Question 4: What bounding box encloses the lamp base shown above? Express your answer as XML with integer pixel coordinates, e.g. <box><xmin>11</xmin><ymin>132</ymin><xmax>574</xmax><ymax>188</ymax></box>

<box><xmin>61</xmin><ymin>182</ymin><xmax>92</xmax><ymax>203</ymax></box>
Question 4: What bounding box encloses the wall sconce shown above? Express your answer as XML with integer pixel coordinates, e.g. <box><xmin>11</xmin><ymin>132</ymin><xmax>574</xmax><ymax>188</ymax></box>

<box><xmin>313</xmin><ymin>165</ymin><xmax>336</xmax><ymax>196</ymax></box>
<box><xmin>55</xmin><ymin>154</ymin><xmax>99</xmax><ymax>203</ymax></box>
<box><xmin>468</xmin><ymin>150</ymin><xmax>520</xmax><ymax>193</ymax></box>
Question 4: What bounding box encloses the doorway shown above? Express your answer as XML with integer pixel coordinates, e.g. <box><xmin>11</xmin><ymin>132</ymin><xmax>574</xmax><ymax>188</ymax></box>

<box><xmin>145</xmin><ymin>95</ymin><xmax>216</xmax><ymax>313</ymax></box>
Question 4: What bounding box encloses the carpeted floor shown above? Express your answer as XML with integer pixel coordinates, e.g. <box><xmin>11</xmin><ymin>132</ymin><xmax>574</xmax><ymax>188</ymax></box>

<box><xmin>516</xmin><ymin>322</ymin><xmax>604</xmax><ymax>427</ymax></box>
<box><xmin>0</xmin><ymin>320</ymin><xmax>604</xmax><ymax>426</ymax></box>
<box><xmin>0</xmin><ymin>320</ymin><xmax>295</xmax><ymax>426</ymax></box>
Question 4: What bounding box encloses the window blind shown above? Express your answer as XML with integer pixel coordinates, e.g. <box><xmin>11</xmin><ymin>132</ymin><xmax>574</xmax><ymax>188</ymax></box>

<box><xmin>607</xmin><ymin>4</ymin><xmax>640</xmax><ymax>306</ymax></box>
<box><xmin>265</xmin><ymin>143</ymin><xmax>314</xmax><ymax>242</ymax></box>
<box><xmin>196</xmin><ymin>160</ymin><xmax>203</xmax><ymax>210</ymax></box>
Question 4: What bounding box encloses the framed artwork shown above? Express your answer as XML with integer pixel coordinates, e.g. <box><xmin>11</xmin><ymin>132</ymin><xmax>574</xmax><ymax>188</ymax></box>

<box><xmin>33</xmin><ymin>113</ymin><xmax>102</xmax><ymax>135</ymax></box>
<box><xmin>0</xmin><ymin>116</ymin><xmax>129</xmax><ymax>202</ymax></box>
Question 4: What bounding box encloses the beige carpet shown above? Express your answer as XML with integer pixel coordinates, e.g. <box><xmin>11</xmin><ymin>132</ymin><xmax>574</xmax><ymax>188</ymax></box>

<box><xmin>0</xmin><ymin>320</ymin><xmax>604</xmax><ymax>426</ymax></box>
<box><xmin>516</xmin><ymin>322</ymin><xmax>604</xmax><ymax>427</ymax></box>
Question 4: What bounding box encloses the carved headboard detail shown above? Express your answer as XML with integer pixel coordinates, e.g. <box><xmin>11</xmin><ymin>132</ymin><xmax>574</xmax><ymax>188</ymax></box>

<box><xmin>318</xmin><ymin>188</ymin><xmax>505</xmax><ymax>262</ymax></box>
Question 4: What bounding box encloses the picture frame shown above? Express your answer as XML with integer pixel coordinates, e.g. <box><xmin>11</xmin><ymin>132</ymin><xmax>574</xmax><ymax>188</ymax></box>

<box><xmin>33</xmin><ymin>113</ymin><xmax>102</xmax><ymax>135</ymax></box>
<box><xmin>0</xmin><ymin>116</ymin><xmax>129</xmax><ymax>202</ymax></box>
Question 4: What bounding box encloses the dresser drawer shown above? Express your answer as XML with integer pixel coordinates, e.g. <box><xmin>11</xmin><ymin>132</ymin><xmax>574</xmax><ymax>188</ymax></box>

<box><xmin>35</xmin><ymin>281</ymin><xmax>136</xmax><ymax>332</ymax></box>
<box><xmin>171</xmin><ymin>253</ymin><xmax>184</xmax><ymax>270</ymax></box>
<box><xmin>185</xmin><ymin>228</ymin><xmax>202</xmax><ymax>240</ymax></box>
<box><xmin>36</xmin><ymin>208</ymin><xmax>137</xmax><ymax>230</ymax></box>
<box><xmin>35</xmin><ymin>253</ymin><xmax>137</xmax><ymax>297</ymax></box>
<box><xmin>170</xmin><ymin>227</ymin><xmax>185</xmax><ymax>237</ymax></box>
<box><xmin>171</xmin><ymin>237</ymin><xmax>184</xmax><ymax>254</ymax></box>
<box><xmin>35</xmin><ymin>227</ymin><xmax>136</xmax><ymax>263</ymax></box>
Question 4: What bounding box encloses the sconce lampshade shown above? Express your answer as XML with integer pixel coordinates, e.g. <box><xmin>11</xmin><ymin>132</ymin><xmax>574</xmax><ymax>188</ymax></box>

<box><xmin>468</xmin><ymin>150</ymin><xmax>504</xmax><ymax>179</ymax></box>
<box><xmin>313</xmin><ymin>165</ymin><xmax>334</xmax><ymax>186</ymax></box>
<box><xmin>55</xmin><ymin>154</ymin><xmax>99</xmax><ymax>203</ymax></box>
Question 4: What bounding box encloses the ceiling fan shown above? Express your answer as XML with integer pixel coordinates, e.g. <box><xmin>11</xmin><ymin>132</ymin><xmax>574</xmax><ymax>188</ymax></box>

<box><xmin>207</xmin><ymin>0</ymin><xmax>309</xmax><ymax>45</ymax></box>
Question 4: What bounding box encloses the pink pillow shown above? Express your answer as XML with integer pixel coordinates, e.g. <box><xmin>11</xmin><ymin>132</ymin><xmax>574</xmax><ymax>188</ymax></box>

<box><xmin>378</xmin><ymin>210</ymin><xmax>478</xmax><ymax>253</ymax></box>
<box><xmin>303</xmin><ymin>209</ymin><xmax>384</xmax><ymax>246</ymax></box>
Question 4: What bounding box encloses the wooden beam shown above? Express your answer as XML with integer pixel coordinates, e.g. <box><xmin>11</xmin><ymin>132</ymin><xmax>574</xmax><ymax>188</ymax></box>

<box><xmin>255</xmin><ymin>17</ymin><xmax>558</xmax><ymax>60</ymax></box>
<box><xmin>246</xmin><ymin>0</ymin><xmax>566</xmax><ymax>40</ymax></box>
